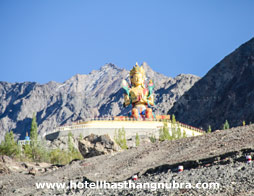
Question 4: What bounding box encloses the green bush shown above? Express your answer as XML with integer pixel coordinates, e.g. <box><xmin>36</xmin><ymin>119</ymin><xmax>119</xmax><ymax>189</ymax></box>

<box><xmin>30</xmin><ymin>114</ymin><xmax>38</xmax><ymax>143</ymax></box>
<box><xmin>242</xmin><ymin>121</ymin><xmax>246</xmax><ymax>126</ymax></box>
<box><xmin>0</xmin><ymin>130</ymin><xmax>20</xmax><ymax>158</ymax></box>
<box><xmin>135</xmin><ymin>133</ymin><xmax>140</xmax><ymax>147</ymax></box>
<box><xmin>176</xmin><ymin>124</ymin><xmax>182</xmax><ymax>139</ymax></box>
<box><xmin>78</xmin><ymin>133</ymin><xmax>83</xmax><ymax>141</ymax></box>
<box><xmin>0</xmin><ymin>113</ymin><xmax>83</xmax><ymax>165</ymax></box>
<box><xmin>114</xmin><ymin>128</ymin><xmax>128</xmax><ymax>149</ymax></box>
<box><xmin>1</xmin><ymin>131</ymin><xmax>83</xmax><ymax>165</ymax></box>
<box><xmin>67</xmin><ymin>132</ymin><xmax>83</xmax><ymax>161</ymax></box>
<box><xmin>182</xmin><ymin>130</ymin><xmax>187</xmax><ymax>138</ymax></box>
<box><xmin>207</xmin><ymin>125</ymin><xmax>212</xmax><ymax>133</ymax></box>
<box><xmin>223</xmin><ymin>120</ymin><xmax>230</xmax><ymax>130</ymax></box>
<box><xmin>47</xmin><ymin>136</ymin><xmax>83</xmax><ymax>165</ymax></box>
<box><xmin>159</xmin><ymin>121</ymin><xmax>171</xmax><ymax>141</ymax></box>
<box><xmin>19</xmin><ymin>139</ymin><xmax>50</xmax><ymax>163</ymax></box>
<box><xmin>159</xmin><ymin>118</ymin><xmax>186</xmax><ymax>141</ymax></box>
<box><xmin>149</xmin><ymin>134</ymin><xmax>156</xmax><ymax>143</ymax></box>
<box><xmin>50</xmin><ymin>148</ymin><xmax>69</xmax><ymax>165</ymax></box>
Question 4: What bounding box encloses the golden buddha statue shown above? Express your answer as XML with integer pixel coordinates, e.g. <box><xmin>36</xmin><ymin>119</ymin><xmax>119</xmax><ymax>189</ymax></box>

<box><xmin>122</xmin><ymin>62</ymin><xmax>155</xmax><ymax>119</ymax></box>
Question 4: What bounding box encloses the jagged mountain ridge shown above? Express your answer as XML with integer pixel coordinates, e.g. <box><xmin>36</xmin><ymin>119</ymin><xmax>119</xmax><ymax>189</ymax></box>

<box><xmin>169</xmin><ymin>37</ymin><xmax>254</xmax><ymax>130</ymax></box>
<box><xmin>0</xmin><ymin>63</ymin><xmax>200</xmax><ymax>141</ymax></box>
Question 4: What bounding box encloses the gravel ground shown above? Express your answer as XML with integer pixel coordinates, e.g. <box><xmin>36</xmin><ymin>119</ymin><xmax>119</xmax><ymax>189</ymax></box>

<box><xmin>0</xmin><ymin>125</ymin><xmax>254</xmax><ymax>196</ymax></box>
<box><xmin>78</xmin><ymin>151</ymin><xmax>254</xmax><ymax>196</ymax></box>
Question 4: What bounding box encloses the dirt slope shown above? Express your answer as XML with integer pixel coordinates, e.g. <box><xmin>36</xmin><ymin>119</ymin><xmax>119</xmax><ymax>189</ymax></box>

<box><xmin>0</xmin><ymin>125</ymin><xmax>253</xmax><ymax>195</ymax></box>
<box><xmin>78</xmin><ymin>124</ymin><xmax>253</xmax><ymax>182</ymax></box>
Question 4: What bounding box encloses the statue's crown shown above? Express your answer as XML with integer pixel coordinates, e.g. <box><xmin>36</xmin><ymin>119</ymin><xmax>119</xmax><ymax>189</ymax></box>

<box><xmin>130</xmin><ymin>62</ymin><xmax>145</xmax><ymax>77</ymax></box>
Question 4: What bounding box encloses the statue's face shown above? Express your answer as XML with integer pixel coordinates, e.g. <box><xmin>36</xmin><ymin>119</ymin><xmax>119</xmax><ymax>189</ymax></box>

<box><xmin>131</xmin><ymin>73</ymin><xmax>144</xmax><ymax>86</ymax></box>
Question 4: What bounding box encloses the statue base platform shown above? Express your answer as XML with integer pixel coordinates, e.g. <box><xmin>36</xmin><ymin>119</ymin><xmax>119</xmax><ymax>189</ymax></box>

<box><xmin>45</xmin><ymin>117</ymin><xmax>204</xmax><ymax>141</ymax></box>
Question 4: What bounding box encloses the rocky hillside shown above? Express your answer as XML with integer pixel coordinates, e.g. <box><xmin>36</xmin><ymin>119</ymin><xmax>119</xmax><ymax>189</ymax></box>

<box><xmin>1</xmin><ymin>125</ymin><xmax>253</xmax><ymax>195</ymax></box>
<box><xmin>0</xmin><ymin>63</ymin><xmax>199</xmax><ymax>141</ymax></box>
<box><xmin>169</xmin><ymin>37</ymin><xmax>254</xmax><ymax>130</ymax></box>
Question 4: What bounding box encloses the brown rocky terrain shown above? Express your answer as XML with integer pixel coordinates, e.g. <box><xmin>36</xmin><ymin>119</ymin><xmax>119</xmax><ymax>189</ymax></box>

<box><xmin>0</xmin><ymin>124</ymin><xmax>253</xmax><ymax>195</ymax></box>
<box><xmin>169</xmin><ymin>37</ymin><xmax>254</xmax><ymax>130</ymax></box>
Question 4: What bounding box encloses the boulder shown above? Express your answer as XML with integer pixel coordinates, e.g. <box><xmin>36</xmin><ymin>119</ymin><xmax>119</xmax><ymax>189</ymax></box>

<box><xmin>28</xmin><ymin>167</ymin><xmax>36</xmax><ymax>175</ymax></box>
<box><xmin>0</xmin><ymin>155</ymin><xmax>21</xmax><ymax>174</ymax></box>
<box><xmin>78</xmin><ymin>134</ymin><xmax>120</xmax><ymax>158</ymax></box>
<box><xmin>0</xmin><ymin>162</ymin><xmax>10</xmax><ymax>175</ymax></box>
<box><xmin>0</xmin><ymin>155</ymin><xmax>55</xmax><ymax>175</ymax></box>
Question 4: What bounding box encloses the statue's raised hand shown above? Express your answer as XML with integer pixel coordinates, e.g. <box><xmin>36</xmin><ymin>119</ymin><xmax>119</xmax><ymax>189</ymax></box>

<box><xmin>121</xmin><ymin>79</ymin><xmax>130</xmax><ymax>96</ymax></box>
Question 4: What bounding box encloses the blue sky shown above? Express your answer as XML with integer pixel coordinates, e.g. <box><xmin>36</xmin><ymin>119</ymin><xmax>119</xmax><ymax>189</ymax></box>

<box><xmin>0</xmin><ymin>0</ymin><xmax>254</xmax><ymax>84</ymax></box>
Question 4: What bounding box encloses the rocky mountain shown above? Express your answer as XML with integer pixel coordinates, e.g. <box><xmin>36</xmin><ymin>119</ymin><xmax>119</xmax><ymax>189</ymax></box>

<box><xmin>169</xmin><ymin>37</ymin><xmax>254</xmax><ymax>130</ymax></box>
<box><xmin>0</xmin><ymin>63</ymin><xmax>199</xmax><ymax>141</ymax></box>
